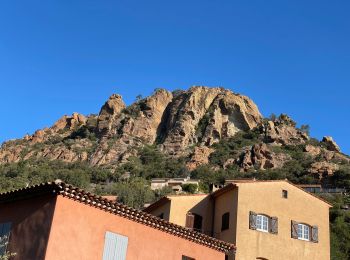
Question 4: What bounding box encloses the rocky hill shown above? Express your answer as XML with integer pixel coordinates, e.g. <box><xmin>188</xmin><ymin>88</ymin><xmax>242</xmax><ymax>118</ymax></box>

<box><xmin>0</xmin><ymin>86</ymin><xmax>349</xmax><ymax>183</ymax></box>
<box><xmin>0</xmin><ymin>87</ymin><xmax>262</xmax><ymax>166</ymax></box>
<box><xmin>1</xmin><ymin>86</ymin><xmax>349</xmax><ymax>259</ymax></box>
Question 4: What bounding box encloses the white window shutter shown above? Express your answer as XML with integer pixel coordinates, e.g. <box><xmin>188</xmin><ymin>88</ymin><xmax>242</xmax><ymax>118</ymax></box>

<box><xmin>102</xmin><ymin>231</ymin><xmax>128</xmax><ymax>260</ymax></box>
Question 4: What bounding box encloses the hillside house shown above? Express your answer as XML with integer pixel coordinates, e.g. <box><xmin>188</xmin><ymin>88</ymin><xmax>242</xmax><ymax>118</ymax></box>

<box><xmin>145</xmin><ymin>180</ymin><xmax>331</xmax><ymax>260</ymax></box>
<box><xmin>150</xmin><ymin>177</ymin><xmax>199</xmax><ymax>193</ymax></box>
<box><xmin>0</xmin><ymin>180</ymin><xmax>235</xmax><ymax>260</ymax></box>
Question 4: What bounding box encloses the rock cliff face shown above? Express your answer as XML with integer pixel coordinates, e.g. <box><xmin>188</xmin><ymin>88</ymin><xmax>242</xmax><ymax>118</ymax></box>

<box><xmin>238</xmin><ymin>143</ymin><xmax>291</xmax><ymax>171</ymax></box>
<box><xmin>160</xmin><ymin>87</ymin><xmax>262</xmax><ymax>154</ymax></box>
<box><xmin>0</xmin><ymin>86</ymin><xmax>347</xmax><ymax>177</ymax></box>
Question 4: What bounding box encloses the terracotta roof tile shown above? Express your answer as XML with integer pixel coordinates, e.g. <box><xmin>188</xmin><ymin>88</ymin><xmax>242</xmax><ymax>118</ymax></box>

<box><xmin>0</xmin><ymin>180</ymin><xmax>235</xmax><ymax>254</ymax></box>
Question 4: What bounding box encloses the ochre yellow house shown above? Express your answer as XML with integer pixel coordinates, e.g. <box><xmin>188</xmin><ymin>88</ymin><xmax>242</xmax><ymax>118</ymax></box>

<box><xmin>144</xmin><ymin>180</ymin><xmax>331</xmax><ymax>260</ymax></box>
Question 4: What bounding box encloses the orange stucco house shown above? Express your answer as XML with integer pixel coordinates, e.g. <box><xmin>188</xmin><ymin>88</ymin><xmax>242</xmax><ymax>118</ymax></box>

<box><xmin>0</xmin><ymin>180</ymin><xmax>235</xmax><ymax>260</ymax></box>
<box><xmin>145</xmin><ymin>180</ymin><xmax>332</xmax><ymax>260</ymax></box>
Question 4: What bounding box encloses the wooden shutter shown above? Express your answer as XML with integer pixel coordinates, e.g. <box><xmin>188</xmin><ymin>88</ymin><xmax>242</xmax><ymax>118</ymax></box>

<box><xmin>249</xmin><ymin>211</ymin><xmax>257</xmax><ymax>230</ymax></box>
<box><xmin>311</xmin><ymin>226</ymin><xmax>319</xmax><ymax>243</ymax></box>
<box><xmin>269</xmin><ymin>217</ymin><xmax>278</xmax><ymax>234</ymax></box>
<box><xmin>102</xmin><ymin>231</ymin><xmax>128</xmax><ymax>260</ymax></box>
<box><xmin>186</xmin><ymin>212</ymin><xmax>195</xmax><ymax>229</ymax></box>
<box><xmin>0</xmin><ymin>222</ymin><xmax>12</xmax><ymax>256</ymax></box>
<box><xmin>291</xmin><ymin>220</ymin><xmax>298</xmax><ymax>239</ymax></box>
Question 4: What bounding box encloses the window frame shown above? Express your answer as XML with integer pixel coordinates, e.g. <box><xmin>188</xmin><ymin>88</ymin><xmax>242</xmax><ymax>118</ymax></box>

<box><xmin>256</xmin><ymin>214</ymin><xmax>269</xmax><ymax>233</ymax></box>
<box><xmin>297</xmin><ymin>223</ymin><xmax>310</xmax><ymax>241</ymax></box>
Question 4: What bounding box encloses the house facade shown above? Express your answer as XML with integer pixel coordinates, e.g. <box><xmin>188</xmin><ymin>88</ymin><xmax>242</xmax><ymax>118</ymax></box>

<box><xmin>0</xmin><ymin>180</ymin><xmax>235</xmax><ymax>260</ymax></box>
<box><xmin>145</xmin><ymin>180</ymin><xmax>331</xmax><ymax>260</ymax></box>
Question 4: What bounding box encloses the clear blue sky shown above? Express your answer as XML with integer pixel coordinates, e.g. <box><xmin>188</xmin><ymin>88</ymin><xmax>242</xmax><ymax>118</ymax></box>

<box><xmin>0</xmin><ymin>0</ymin><xmax>349</xmax><ymax>154</ymax></box>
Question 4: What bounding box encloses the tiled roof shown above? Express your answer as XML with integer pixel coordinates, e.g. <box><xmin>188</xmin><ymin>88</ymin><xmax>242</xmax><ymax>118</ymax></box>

<box><xmin>0</xmin><ymin>180</ymin><xmax>235</xmax><ymax>254</ymax></box>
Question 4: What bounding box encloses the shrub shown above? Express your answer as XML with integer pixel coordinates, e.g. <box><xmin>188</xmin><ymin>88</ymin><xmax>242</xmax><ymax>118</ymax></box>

<box><xmin>96</xmin><ymin>178</ymin><xmax>155</xmax><ymax>209</ymax></box>
<box><xmin>181</xmin><ymin>183</ymin><xmax>198</xmax><ymax>194</ymax></box>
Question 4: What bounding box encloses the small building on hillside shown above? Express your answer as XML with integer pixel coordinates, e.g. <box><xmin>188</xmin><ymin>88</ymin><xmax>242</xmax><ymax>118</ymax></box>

<box><xmin>0</xmin><ymin>180</ymin><xmax>235</xmax><ymax>260</ymax></box>
<box><xmin>145</xmin><ymin>179</ymin><xmax>332</xmax><ymax>260</ymax></box>
<box><xmin>297</xmin><ymin>184</ymin><xmax>346</xmax><ymax>194</ymax></box>
<box><xmin>150</xmin><ymin>177</ymin><xmax>199</xmax><ymax>193</ymax></box>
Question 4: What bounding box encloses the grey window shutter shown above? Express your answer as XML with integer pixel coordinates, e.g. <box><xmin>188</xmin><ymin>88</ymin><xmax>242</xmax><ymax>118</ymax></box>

<box><xmin>291</xmin><ymin>220</ymin><xmax>298</xmax><ymax>239</ymax></box>
<box><xmin>311</xmin><ymin>226</ymin><xmax>319</xmax><ymax>243</ymax></box>
<box><xmin>269</xmin><ymin>217</ymin><xmax>278</xmax><ymax>234</ymax></box>
<box><xmin>249</xmin><ymin>211</ymin><xmax>257</xmax><ymax>230</ymax></box>
<box><xmin>0</xmin><ymin>222</ymin><xmax>12</xmax><ymax>256</ymax></box>
<box><xmin>102</xmin><ymin>231</ymin><xmax>128</xmax><ymax>260</ymax></box>
<box><xmin>186</xmin><ymin>212</ymin><xmax>195</xmax><ymax>229</ymax></box>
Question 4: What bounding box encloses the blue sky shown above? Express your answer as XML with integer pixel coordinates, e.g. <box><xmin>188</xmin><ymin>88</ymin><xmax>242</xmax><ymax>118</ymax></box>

<box><xmin>0</xmin><ymin>0</ymin><xmax>349</xmax><ymax>154</ymax></box>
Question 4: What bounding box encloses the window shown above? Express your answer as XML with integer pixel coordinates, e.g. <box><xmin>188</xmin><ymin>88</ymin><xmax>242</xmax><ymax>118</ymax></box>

<box><xmin>297</xmin><ymin>224</ymin><xmax>310</xmax><ymax>241</ymax></box>
<box><xmin>249</xmin><ymin>212</ymin><xmax>278</xmax><ymax>234</ymax></box>
<box><xmin>282</xmin><ymin>190</ymin><xmax>288</xmax><ymax>198</ymax></box>
<box><xmin>0</xmin><ymin>222</ymin><xmax>12</xmax><ymax>257</ymax></box>
<box><xmin>256</xmin><ymin>215</ymin><xmax>269</xmax><ymax>232</ymax></box>
<box><xmin>102</xmin><ymin>231</ymin><xmax>128</xmax><ymax>260</ymax></box>
<box><xmin>193</xmin><ymin>214</ymin><xmax>203</xmax><ymax>232</ymax></box>
<box><xmin>221</xmin><ymin>212</ymin><xmax>230</xmax><ymax>231</ymax></box>
<box><xmin>291</xmin><ymin>221</ymin><xmax>318</xmax><ymax>242</ymax></box>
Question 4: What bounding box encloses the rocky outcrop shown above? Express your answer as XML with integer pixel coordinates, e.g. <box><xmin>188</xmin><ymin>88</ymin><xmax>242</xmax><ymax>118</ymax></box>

<box><xmin>119</xmin><ymin>89</ymin><xmax>173</xmax><ymax>143</ymax></box>
<box><xmin>304</xmin><ymin>144</ymin><xmax>322</xmax><ymax>157</ymax></box>
<box><xmin>309</xmin><ymin>161</ymin><xmax>339</xmax><ymax>178</ymax></box>
<box><xmin>90</xmin><ymin>89</ymin><xmax>173</xmax><ymax>166</ymax></box>
<box><xmin>97</xmin><ymin>94</ymin><xmax>126</xmax><ymax>136</ymax></box>
<box><xmin>262</xmin><ymin>115</ymin><xmax>308</xmax><ymax>145</ymax></box>
<box><xmin>322</xmin><ymin>136</ymin><xmax>341</xmax><ymax>152</ymax></box>
<box><xmin>52</xmin><ymin>113</ymin><xmax>87</xmax><ymax>132</ymax></box>
<box><xmin>238</xmin><ymin>143</ymin><xmax>290</xmax><ymax>171</ymax></box>
<box><xmin>161</xmin><ymin>87</ymin><xmax>262</xmax><ymax>155</ymax></box>
<box><xmin>304</xmin><ymin>144</ymin><xmax>349</xmax><ymax>164</ymax></box>
<box><xmin>200</xmin><ymin>91</ymin><xmax>262</xmax><ymax>146</ymax></box>
<box><xmin>187</xmin><ymin>146</ymin><xmax>214</xmax><ymax>170</ymax></box>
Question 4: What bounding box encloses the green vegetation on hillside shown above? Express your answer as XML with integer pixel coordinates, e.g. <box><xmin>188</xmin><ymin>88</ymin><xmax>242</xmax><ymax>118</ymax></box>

<box><xmin>321</xmin><ymin>194</ymin><xmax>350</xmax><ymax>260</ymax></box>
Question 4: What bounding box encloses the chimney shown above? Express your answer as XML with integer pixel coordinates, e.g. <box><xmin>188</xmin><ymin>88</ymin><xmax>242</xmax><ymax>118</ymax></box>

<box><xmin>209</xmin><ymin>183</ymin><xmax>224</xmax><ymax>193</ymax></box>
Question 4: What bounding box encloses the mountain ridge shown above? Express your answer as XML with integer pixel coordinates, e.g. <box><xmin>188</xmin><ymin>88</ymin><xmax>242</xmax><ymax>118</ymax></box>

<box><xmin>1</xmin><ymin>86</ymin><xmax>348</xmax><ymax>178</ymax></box>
